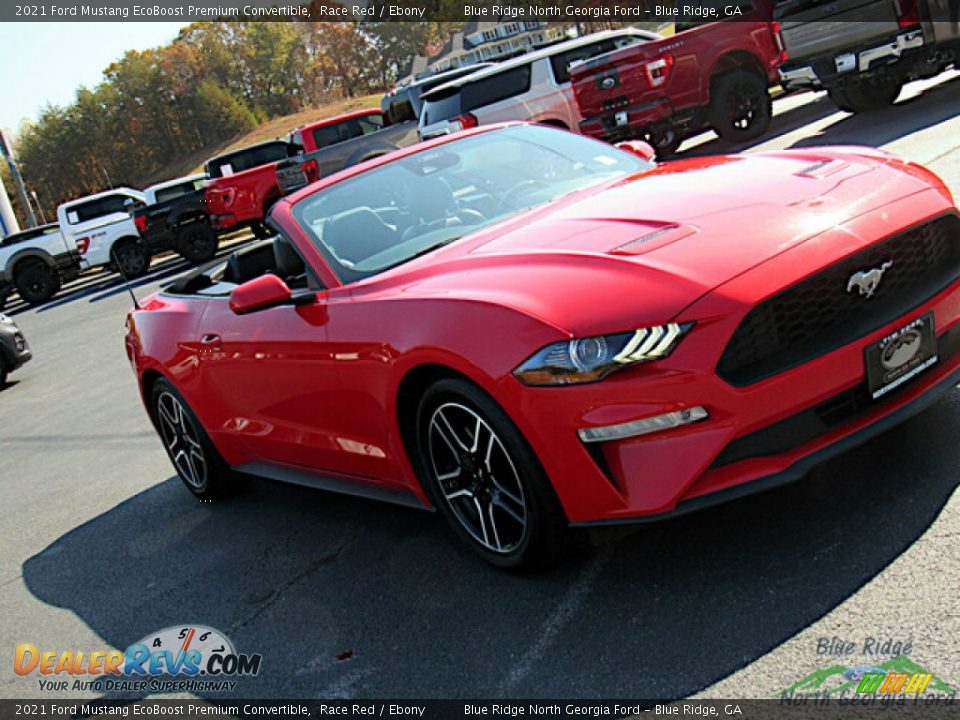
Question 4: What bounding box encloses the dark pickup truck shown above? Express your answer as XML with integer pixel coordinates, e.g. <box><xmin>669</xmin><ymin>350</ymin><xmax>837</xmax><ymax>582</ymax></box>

<box><xmin>132</xmin><ymin>174</ymin><xmax>219</xmax><ymax>264</ymax></box>
<box><xmin>776</xmin><ymin>0</ymin><xmax>960</xmax><ymax>112</ymax></box>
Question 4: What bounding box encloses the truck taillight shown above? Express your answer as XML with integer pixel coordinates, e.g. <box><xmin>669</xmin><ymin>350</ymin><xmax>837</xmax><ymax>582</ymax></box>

<box><xmin>304</xmin><ymin>160</ymin><xmax>319</xmax><ymax>183</ymax></box>
<box><xmin>771</xmin><ymin>21</ymin><xmax>788</xmax><ymax>64</ymax></box>
<box><xmin>893</xmin><ymin>0</ymin><xmax>920</xmax><ymax>27</ymax></box>
<box><xmin>76</xmin><ymin>237</ymin><xmax>90</xmax><ymax>254</ymax></box>
<box><xmin>134</xmin><ymin>215</ymin><xmax>148</xmax><ymax>234</ymax></box>
<box><xmin>644</xmin><ymin>56</ymin><xmax>674</xmax><ymax>88</ymax></box>
<box><xmin>451</xmin><ymin>113</ymin><xmax>478</xmax><ymax>132</ymax></box>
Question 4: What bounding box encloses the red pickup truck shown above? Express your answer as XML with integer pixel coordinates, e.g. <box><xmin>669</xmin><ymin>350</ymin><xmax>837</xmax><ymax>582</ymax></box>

<box><xmin>571</xmin><ymin>1</ymin><xmax>785</xmax><ymax>155</ymax></box>
<box><xmin>205</xmin><ymin>109</ymin><xmax>416</xmax><ymax>238</ymax></box>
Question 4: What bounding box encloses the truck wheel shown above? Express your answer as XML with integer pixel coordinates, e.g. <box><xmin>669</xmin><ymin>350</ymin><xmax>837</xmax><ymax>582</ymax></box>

<box><xmin>709</xmin><ymin>70</ymin><xmax>772</xmax><ymax>143</ymax></box>
<box><xmin>177</xmin><ymin>224</ymin><xmax>218</xmax><ymax>264</ymax></box>
<box><xmin>827</xmin><ymin>87</ymin><xmax>857</xmax><ymax>113</ymax></box>
<box><xmin>249</xmin><ymin>222</ymin><xmax>272</xmax><ymax>240</ymax></box>
<box><xmin>831</xmin><ymin>80</ymin><xmax>902</xmax><ymax>113</ymax></box>
<box><xmin>642</xmin><ymin>129</ymin><xmax>682</xmax><ymax>158</ymax></box>
<box><xmin>14</xmin><ymin>260</ymin><xmax>60</xmax><ymax>306</ymax></box>
<box><xmin>111</xmin><ymin>240</ymin><xmax>150</xmax><ymax>279</ymax></box>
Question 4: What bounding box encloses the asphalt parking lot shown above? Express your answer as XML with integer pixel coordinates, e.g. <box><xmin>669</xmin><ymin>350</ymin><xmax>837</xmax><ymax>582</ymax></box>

<box><xmin>1</xmin><ymin>73</ymin><xmax>958</xmax><ymax>701</ymax></box>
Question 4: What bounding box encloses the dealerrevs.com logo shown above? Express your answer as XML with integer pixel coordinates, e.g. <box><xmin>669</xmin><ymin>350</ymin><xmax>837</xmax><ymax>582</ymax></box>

<box><xmin>14</xmin><ymin>625</ymin><xmax>262</xmax><ymax>693</ymax></box>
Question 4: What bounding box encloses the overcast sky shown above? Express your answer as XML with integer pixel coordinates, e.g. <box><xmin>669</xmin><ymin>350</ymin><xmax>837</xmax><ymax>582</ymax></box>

<box><xmin>0</xmin><ymin>22</ymin><xmax>185</xmax><ymax>140</ymax></box>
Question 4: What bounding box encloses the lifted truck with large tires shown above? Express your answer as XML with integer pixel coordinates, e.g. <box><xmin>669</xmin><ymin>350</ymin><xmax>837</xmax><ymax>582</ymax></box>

<box><xmin>0</xmin><ymin>223</ymin><xmax>81</xmax><ymax>308</ymax></box>
<box><xmin>570</xmin><ymin>1</ymin><xmax>784</xmax><ymax>154</ymax></box>
<box><xmin>776</xmin><ymin>0</ymin><xmax>960</xmax><ymax>113</ymax></box>
<box><xmin>132</xmin><ymin>174</ymin><xmax>219</xmax><ymax>265</ymax></box>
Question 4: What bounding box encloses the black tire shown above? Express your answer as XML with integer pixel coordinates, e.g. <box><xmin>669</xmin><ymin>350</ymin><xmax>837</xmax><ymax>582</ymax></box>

<box><xmin>709</xmin><ymin>70</ymin><xmax>772</xmax><ymax>143</ymax></box>
<box><xmin>0</xmin><ymin>359</ymin><xmax>8</xmax><ymax>387</ymax></box>
<box><xmin>151</xmin><ymin>378</ymin><xmax>235</xmax><ymax>499</ymax></box>
<box><xmin>827</xmin><ymin>87</ymin><xmax>857</xmax><ymax>113</ymax></box>
<box><xmin>830</xmin><ymin>80</ymin><xmax>902</xmax><ymax>114</ymax></box>
<box><xmin>416</xmin><ymin>378</ymin><xmax>573</xmax><ymax>570</ymax></box>
<box><xmin>249</xmin><ymin>222</ymin><xmax>272</xmax><ymax>240</ymax></box>
<box><xmin>14</xmin><ymin>260</ymin><xmax>60</xmax><ymax>306</ymax></box>
<box><xmin>111</xmin><ymin>240</ymin><xmax>150</xmax><ymax>279</ymax></box>
<box><xmin>642</xmin><ymin>128</ymin><xmax>683</xmax><ymax>158</ymax></box>
<box><xmin>176</xmin><ymin>223</ymin><xmax>218</xmax><ymax>264</ymax></box>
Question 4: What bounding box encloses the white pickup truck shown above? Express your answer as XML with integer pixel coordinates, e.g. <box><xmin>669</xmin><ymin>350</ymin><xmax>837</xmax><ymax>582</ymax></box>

<box><xmin>0</xmin><ymin>223</ymin><xmax>82</xmax><ymax>308</ymax></box>
<box><xmin>56</xmin><ymin>188</ymin><xmax>150</xmax><ymax>279</ymax></box>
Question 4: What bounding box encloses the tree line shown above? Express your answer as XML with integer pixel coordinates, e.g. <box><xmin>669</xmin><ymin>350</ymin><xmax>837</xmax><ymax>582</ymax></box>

<box><xmin>10</xmin><ymin>21</ymin><xmax>449</xmax><ymax>221</ymax></box>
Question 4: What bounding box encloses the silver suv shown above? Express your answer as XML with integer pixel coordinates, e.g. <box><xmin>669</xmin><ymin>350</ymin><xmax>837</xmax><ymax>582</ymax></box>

<box><xmin>418</xmin><ymin>29</ymin><xmax>659</xmax><ymax>139</ymax></box>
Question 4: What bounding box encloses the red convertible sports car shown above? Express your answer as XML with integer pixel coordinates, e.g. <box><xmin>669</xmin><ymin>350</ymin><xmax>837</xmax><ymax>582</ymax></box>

<box><xmin>126</xmin><ymin>124</ymin><xmax>960</xmax><ymax>569</ymax></box>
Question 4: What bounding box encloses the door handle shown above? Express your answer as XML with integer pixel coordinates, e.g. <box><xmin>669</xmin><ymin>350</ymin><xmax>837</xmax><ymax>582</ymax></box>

<box><xmin>200</xmin><ymin>333</ymin><xmax>222</xmax><ymax>346</ymax></box>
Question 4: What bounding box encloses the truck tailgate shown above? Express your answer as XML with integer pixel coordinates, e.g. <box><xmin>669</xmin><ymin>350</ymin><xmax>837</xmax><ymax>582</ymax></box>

<box><xmin>775</xmin><ymin>1</ymin><xmax>899</xmax><ymax>61</ymax></box>
<box><xmin>570</xmin><ymin>45</ymin><xmax>659</xmax><ymax>123</ymax></box>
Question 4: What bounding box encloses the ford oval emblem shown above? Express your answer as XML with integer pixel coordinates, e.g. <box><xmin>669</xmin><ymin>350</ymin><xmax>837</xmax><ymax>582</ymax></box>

<box><xmin>601</xmin><ymin>77</ymin><xmax>616</xmax><ymax>90</ymax></box>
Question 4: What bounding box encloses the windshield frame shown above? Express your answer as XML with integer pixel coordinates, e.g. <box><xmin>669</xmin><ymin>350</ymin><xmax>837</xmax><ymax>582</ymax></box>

<box><xmin>289</xmin><ymin>126</ymin><xmax>651</xmax><ymax>286</ymax></box>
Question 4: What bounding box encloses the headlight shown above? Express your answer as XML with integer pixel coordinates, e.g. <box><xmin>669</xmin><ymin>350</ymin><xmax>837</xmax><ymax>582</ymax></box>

<box><xmin>513</xmin><ymin>323</ymin><xmax>693</xmax><ymax>386</ymax></box>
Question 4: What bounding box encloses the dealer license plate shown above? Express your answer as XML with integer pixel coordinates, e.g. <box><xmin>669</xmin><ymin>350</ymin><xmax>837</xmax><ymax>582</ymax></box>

<box><xmin>865</xmin><ymin>312</ymin><xmax>937</xmax><ymax>400</ymax></box>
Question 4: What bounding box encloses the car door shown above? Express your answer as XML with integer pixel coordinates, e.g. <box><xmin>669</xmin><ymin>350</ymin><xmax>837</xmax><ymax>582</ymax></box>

<box><xmin>193</xmin><ymin>237</ymin><xmax>379</xmax><ymax>481</ymax></box>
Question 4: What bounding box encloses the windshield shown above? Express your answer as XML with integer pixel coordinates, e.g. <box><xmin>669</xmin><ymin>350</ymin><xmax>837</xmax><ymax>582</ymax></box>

<box><xmin>291</xmin><ymin>125</ymin><xmax>650</xmax><ymax>284</ymax></box>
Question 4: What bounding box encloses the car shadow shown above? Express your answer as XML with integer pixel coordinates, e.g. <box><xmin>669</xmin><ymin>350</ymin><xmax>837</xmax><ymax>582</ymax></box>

<box><xmin>21</xmin><ymin>389</ymin><xmax>960</xmax><ymax>699</ymax></box>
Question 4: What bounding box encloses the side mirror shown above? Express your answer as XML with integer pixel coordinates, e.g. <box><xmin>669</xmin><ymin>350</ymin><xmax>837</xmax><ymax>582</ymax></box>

<box><xmin>123</xmin><ymin>198</ymin><xmax>136</xmax><ymax>213</ymax></box>
<box><xmin>229</xmin><ymin>274</ymin><xmax>315</xmax><ymax>315</ymax></box>
<box><xmin>615</xmin><ymin>140</ymin><xmax>657</xmax><ymax>163</ymax></box>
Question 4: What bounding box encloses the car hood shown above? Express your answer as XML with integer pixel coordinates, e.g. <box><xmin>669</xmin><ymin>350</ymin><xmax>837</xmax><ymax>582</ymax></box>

<box><xmin>362</xmin><ymin>149</ymin><xmax>934</xmax><ymax>335</ymax></box>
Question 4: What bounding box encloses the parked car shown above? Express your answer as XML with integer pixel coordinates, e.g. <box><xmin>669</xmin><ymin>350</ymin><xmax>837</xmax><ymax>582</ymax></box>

<box><xmin>57</xmin><ymin>188</ymin><xmax>150</xmax><ymax>279</ymax></box>
<box><xmin>133</xmin><ymin>174</ymin><xmax>218</xmax><ymax>265</ymax></box>
<box><xmin>776</xmin><ymin>0</ymin><xmax>960</xmax><ymax>112</ymax></box>
<box><xmin>204</xmin><ymin>140</ymin><xmax>302</xmax><ymax>239</ymax></box>
<box><xmin>126</xmin><ymin>124</ymin><xmax>960</xmax><ymax>570</ymax></box>
<box><xmin>381</xmin><ymin>63</ymin><xmax>495</xmax><ymax>125</ymax></box>
<box><xmin>0</xmin><ymin>223</ymin><xmax>81</xmax><ymax>307</ymax></box>
<box><xmin>571</xmin><ymin>1</ymin><xmax>783</xmax><ymax>153</ymax></box>
<box><xmin>418</xmin><ymin>28</ymin><xmax>660</xmax><ymax>140</ymax></box>
<box><xmin>279</xmin><ymin>109</ymin><xmax>419</xmax><ymax>193</ymax></box>
<box><xmin>0</xmin><ymin>312</ymin><xmax>31</xmax><ymax>386</ymax></box>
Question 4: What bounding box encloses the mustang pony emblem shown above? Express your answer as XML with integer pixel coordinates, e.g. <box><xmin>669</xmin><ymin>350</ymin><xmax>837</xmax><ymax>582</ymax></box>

<box><xmin>847</xmin><ymin>261</ymin><xmax>893</xmax><ymax>298</ymax></box>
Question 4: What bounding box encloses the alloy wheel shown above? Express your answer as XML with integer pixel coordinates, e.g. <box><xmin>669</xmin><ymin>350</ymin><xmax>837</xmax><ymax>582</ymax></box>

<box><xmin>726</xmin><ymin>81</ymin><xmax>762</xmax><ymax>131</ymax></box>
<box><xmin>427</xmin><ymin>402</ymin><xmax>528</xmax><ymax>553</ymax></box>
<box><xmin>156</xmin><ymin>391</ymin><xmax>207</xmax><ymax>489</ymax></box>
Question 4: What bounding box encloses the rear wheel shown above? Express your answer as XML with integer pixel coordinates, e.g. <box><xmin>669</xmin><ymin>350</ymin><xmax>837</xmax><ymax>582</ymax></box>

<box><xmin>642</xmin><ymin>128</ymin><xmax>682</xmax><ymax>158</ymax></box>
<box><xmin>829</xmin><ymin>80</ymin><xmax>902</xmax><ymax>113</ymax></box>
<box><xmin>111</xmin><ymin>240</ymin><xmax>150</xmax><ymax>279</ymax></box>
<box><xmin>14</xmin><ymin>260</ymin><xmax>60</xmax><ymax>305</ymax></box>
<box><xmin>416</xmin><ymin>378</ymin><xmax>572</xmax><ymax>570</ymax></box>
<box><xmin>709</xmin><ymin>70</ymin><xmax>772</xmax><ymax>143</ymax></box>
<box><xmin>176</xmin><ymin>223</ymin><xmax>218</xmax><ymax>264</ymax></box>
<box><xmin>151</xmin><ymin>378</ymin><xmax>234</xmax><ymax>499</ymax></box>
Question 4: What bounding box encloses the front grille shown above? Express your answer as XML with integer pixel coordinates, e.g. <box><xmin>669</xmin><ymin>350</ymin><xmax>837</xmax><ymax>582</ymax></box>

<box><xmin>710</xmin><ymin>324</ymin><xmax>960</xmax><ymax>469</ymax></box>
<box><xmin>717</xmin><ymin>214</ymin><xmax>960</xmax><ymax>386</ymax></box>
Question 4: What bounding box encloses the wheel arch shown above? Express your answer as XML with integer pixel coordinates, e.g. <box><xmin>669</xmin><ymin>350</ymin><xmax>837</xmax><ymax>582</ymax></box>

<box><xmin>706</xmin><ymin>50</ymin><xmax>768</xmax><ymax>101</ymax></box>
<box><xmin>140</xmin><ymin>367</ymin><xmax>168</xmax><ymax>430</ymax></box>
<box><xmin>10</xmin><ymin>249</ymin><xmax>56</xmax><ymax>277</ymax></box>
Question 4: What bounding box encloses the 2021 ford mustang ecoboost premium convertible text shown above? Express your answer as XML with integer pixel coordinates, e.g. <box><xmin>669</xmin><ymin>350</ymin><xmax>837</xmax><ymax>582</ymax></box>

<box><xmin>125</xmin><ymin>124</ymin><xmax>960</xmax><ymax>569</ymax></box>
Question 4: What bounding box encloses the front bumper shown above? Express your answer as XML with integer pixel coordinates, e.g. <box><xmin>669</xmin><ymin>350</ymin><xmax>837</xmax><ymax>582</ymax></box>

<box><xmin>506</xmin><ymin>206</ymin><xmax>960</xmax><ymax>525</ymax></box>
<box><xmin>780</xmin><ymin>29</ymin><xmax>925</xmax><ymax>89</ymax></box>
<box><xmin>211</xmin><ymin>213</ymin><xmax>240</xmax><ymax>232</ymax></box>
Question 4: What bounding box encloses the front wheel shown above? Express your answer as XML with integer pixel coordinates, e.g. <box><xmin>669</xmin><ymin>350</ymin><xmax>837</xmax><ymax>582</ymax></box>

<box><xmin>416</xmin><ymin>378</ymin><xmax>572</xmax><ymax>570</ymax></box>
<box><xmin>14</xmin><ymin>260</ymin><xmax>60</xmax><ymax>305</ymax></box>
<box><xmin>151</xmin><ymin>378</ymin><xmax>235</xmax><ymax>499</ymax></box>
<box><xmin>709</xmin><ymin>70</ymin><xmax>772</xmax><ymax>143</ymax></box>
<box><xmin>177</xmin><ymin>223</ymin><xmax>218</xmax><ymax>264</ymax></box>
<box><xmin>249</xmin><ymin>222</ymin><xmax>272</xmax><ymax>240</ymax></box>
<box><xmin>111</xmin><ymin>241</ymin><xmax>150</xmax><ymax>279</ymax></box>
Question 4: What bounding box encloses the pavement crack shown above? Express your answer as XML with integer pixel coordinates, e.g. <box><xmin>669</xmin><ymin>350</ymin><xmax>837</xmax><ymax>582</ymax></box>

<box><xmin>228</xmin><ymin>532</ymin><xmax>356</xmax><ymax>635</ymax></box>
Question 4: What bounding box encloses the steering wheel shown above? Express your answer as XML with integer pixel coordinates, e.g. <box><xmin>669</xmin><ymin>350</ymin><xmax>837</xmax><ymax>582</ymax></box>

<box><xmin>493</xmin><ymin>179</ymin><xmax>548</xmax><ymax>215</ymax></box>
